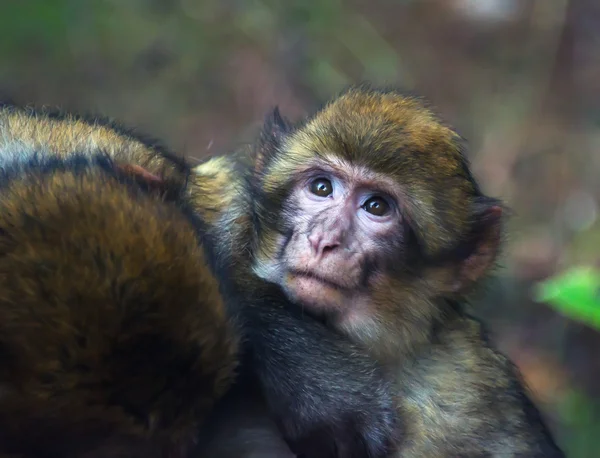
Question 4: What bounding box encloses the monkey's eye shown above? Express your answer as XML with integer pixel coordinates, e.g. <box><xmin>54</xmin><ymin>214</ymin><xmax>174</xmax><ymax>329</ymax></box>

<box><xmin>363</xmin><ymin>196</ymin><xmax>390</xmax><ymax>217</ymax></box>
<box><xmin>309</xmin><ymin>178</ymin><xmax>333</xmax><ymax>197</ymax></box>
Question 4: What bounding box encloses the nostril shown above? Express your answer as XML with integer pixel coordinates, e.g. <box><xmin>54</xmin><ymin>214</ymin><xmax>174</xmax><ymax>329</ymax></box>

<box><xmin>308</xmin><ymin>232</ymin><xmax>341</xmax><ymax>257</ymax></box>
<box><xmin>321</xmin><ymin>243</ymin><xmax>338</xmax><ymax>255</ymax></box>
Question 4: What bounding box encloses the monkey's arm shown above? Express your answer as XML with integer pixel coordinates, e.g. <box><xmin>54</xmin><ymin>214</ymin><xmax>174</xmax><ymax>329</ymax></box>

<box><xmin>192</xmin><ymin>154</ymin><xmax>399</xmax><ymax>457</ymax></box>
<box><xmin>239</xmin><ymin>285</ymin><xmax>398</xmax><ymax>458</ymax></box>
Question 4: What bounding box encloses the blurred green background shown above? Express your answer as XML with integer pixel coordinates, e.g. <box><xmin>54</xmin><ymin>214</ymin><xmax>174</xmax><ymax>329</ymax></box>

<box><xmin>0</xmin><ymin>0</ymin><xmax>598</xmax><ymax>455</ymax></box>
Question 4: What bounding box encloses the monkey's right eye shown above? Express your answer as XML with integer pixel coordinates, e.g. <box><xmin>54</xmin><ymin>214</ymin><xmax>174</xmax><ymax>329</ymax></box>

<box><xmin>309</xmin><ymin>178</ymin><xmax>333</xmax><ymax>197</ymax></box>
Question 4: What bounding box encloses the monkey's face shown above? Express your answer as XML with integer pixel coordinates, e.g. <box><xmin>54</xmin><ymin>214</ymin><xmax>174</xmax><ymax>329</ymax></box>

<box><xmin>254</xmin><ymin>156</ymin><xmax>406</xmax><ymax>316</ymax></box>
<box><xmin>252</xmin><ymin>86</ymin><xmax>502</xmax><ymax>338</ymax></box>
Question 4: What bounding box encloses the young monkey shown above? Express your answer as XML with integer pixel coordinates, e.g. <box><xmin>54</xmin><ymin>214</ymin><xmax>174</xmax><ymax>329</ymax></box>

<box><xmin>195</xmin><ymin>85</ymin><xmax>565</xmax><ymax>457</ymax></box>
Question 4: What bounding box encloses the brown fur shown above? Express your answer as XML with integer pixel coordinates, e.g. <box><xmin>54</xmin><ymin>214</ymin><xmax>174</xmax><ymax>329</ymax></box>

<box><xmin>0</xmin><ymin>108</ymin><xmax>238</xmax><ymax>457</ymax></box>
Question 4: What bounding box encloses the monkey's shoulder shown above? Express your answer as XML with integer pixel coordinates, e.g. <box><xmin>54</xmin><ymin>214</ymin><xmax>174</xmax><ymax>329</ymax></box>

<box><xmin>0</xmin><ymin>104</ymin><xmax>187</xmax><ymax>183</ymax></box>
<box><xmin>397</xmin><ymin>315</ymin><xmax>561</xmax><ymax>456</ymax></box>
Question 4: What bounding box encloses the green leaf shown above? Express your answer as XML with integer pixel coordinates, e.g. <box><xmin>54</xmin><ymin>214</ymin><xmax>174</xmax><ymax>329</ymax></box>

<box><xmin>533</xmin><ymin>266</ymin><xmax>600</xmax><ymax>330</ymax></box>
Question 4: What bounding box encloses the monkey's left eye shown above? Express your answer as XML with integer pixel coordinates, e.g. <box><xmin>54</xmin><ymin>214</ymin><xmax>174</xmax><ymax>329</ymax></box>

<box><xmin>363</xmin><ymin>197</ymin><xmax>390</xmax><ymax>217</ymax></box>
<box><xmin>309</xmin><ymin>178</ymin><xmax>333</xmax><ymax>197</ymax></box>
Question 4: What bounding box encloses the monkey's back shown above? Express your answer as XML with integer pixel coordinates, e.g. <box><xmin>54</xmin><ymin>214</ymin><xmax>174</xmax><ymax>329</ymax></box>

<box><xmin>0</xmin><ymin>142</ymin><xmax>238</xmax><ymax>455</ymax></box>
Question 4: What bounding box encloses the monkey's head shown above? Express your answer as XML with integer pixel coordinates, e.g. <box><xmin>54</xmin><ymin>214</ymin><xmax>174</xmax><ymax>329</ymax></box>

<box><xmin>251</xmin><ymin>85</ymin><xmax>503</xmax><ymax>356</ymax></box>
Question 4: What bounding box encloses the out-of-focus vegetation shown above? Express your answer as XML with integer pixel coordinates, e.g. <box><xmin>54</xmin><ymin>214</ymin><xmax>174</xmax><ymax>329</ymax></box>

<box><xmin>536</xmin><ymin>267</ymin><xmax>600</xmax><ymax>331</ymax></box>
<box><xmin>0</xmin><ymin>0</ymin><xmax>598</xmax><ymax>455</ymax></box>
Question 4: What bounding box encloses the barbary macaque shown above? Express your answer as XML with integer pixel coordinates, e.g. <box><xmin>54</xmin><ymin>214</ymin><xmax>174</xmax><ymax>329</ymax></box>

<box><xmin>195</xmin><ymin>85</ymin><xmax>565</xmax><ymax>457</ymax></box>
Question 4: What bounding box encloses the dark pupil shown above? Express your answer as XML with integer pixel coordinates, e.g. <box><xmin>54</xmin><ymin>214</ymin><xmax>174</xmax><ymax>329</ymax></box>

<box><xmin>364</xmin><ymin>197</ymin><xmax>389</xmax><ymax>216</ymax></box>
<box><xmin>310</xmin><ymin>179</ymin><xmax>332</xmax><ymax>197</ymax></box>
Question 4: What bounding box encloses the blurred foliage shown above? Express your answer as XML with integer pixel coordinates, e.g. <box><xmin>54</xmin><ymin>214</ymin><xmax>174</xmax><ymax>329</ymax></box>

<box><xmin>0</xmin><ymin>0</ymin><xmax>599</xmax><ymax>455</ymax></box>
<box><xmin>535</xmin><ymin>267</ymin><xmax>600</xmax><ymax>331</ymax></box>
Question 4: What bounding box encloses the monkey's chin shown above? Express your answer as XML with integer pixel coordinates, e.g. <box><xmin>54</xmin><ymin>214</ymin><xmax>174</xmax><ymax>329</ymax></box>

<box><xmin>284</xmin><ymin>273</ymin><xmax>347</xmax><ymax>313</ymax></box>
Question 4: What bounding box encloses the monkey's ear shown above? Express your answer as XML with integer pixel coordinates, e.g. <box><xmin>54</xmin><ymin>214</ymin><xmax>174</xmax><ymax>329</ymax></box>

<box><xmin>451</xmin><ymin>199</ymin><xmax>504</xmax><ymax>293</ymax></box>
<box><xmin>114</xmin><ymin>163</ymin><xmax>167</xmax><ymax>192</ymax></box>
<box><xmin>255</xmin><ymin>107</ymin><xmax>291</xmax><ymax>174</ymax></box>
<box><xmin>265</xmin><ymin>107</ymin><xmax>290</xmax><ymax>142</ymax></box>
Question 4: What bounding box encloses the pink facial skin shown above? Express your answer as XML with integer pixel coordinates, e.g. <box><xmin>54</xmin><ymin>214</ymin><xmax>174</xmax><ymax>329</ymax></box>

<box><xmin>254</xmin><ymin>158</ymin><xmax>405</xmax><ymax>317</ymax></box>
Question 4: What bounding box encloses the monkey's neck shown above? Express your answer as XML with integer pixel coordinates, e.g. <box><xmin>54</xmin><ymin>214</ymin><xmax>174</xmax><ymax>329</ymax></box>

<box><xmin>340</xmin><ymin>294</ymin><xmax>464</xmax><ymax>367</ymax></box>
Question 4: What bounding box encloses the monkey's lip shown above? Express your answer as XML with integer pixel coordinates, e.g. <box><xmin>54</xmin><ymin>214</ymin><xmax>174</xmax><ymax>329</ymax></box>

<box><xmin>287</xmin><ymin>269</ymin><xmax>350</xmax><ymax>291</ymax></box>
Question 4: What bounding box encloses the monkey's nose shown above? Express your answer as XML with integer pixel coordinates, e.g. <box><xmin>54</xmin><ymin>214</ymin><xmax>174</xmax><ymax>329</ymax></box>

<box><xmin>308</xmin><ymin>232</ymin><xmax>341</xmax><ymax>258</ymax></box>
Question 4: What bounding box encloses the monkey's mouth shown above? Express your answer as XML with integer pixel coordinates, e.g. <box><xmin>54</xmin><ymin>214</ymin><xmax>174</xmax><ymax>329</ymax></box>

<box><xmin>287</xmin><ymin>269</ymin><xmax>349</xmax><ymax>291</ymax></box>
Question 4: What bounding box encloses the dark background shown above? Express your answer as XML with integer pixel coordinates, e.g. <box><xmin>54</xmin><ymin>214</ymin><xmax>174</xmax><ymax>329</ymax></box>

<box><xmin>1</xmin><ymin>1</ymin><xmax>598</xmax><ymax>456</ymax></box>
